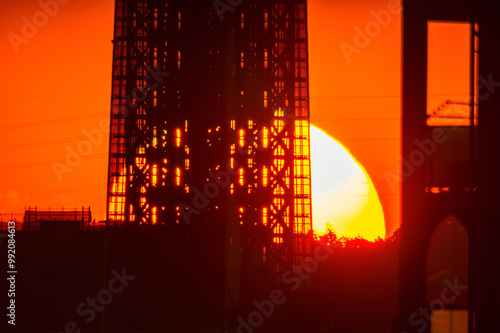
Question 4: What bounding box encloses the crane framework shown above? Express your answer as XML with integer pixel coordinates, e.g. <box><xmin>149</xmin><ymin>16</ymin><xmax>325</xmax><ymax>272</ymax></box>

<box><xmin>106</xmin><ymin>0</ymin><xmax>313</xmax><ymax>301</ymax></box>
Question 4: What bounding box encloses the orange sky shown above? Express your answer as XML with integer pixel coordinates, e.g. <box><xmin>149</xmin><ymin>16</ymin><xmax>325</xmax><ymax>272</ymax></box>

<box><xmin>308</xmin><ymin>0</ymin><xmax>402</xmax><ymax>236</ymax></box>
<box><xmin>0</xmin><ymin>0</ymin><xmax>404</xmax><ymax>236</ymax></box>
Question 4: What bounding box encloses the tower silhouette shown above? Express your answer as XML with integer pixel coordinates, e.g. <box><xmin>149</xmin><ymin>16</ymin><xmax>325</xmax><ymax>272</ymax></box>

<box><xmin>397</xmin><ymin>1</ymin><xmax>500</xmax><ymax>332</ymax></box>
<box><xmin>105</xmin><ymin>0</ymin><xmax>313</xmax><ymax>308</ymax></box>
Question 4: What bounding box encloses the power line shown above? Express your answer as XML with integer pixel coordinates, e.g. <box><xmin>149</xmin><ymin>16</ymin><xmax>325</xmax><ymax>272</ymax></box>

<box><xmin>311</xmin><ymin>95</ymin><xmax>401</xmax><ymax>99</ymax></box>
<box><xmin>315</xmin><ymin>118</ymin><xmax>400</xmax><ymax>121</ymax></box>
<box><xmin>56</xmin><ymin>196</ymin><xmax>108</xmax><ymax>207</ymax></box>
<box><xmin>2</xmin><ymin>88</ymin><xmax>106</xmax><ymax>103</ymax></box>
<box><xmin>310</xmin><ymin>93</ymin><xmax>468</xmax><ymax>99</ymax></box>
<box><xmin>29</xmin><ymin>183</ymin><xmax>107</xmax><ymax>198</ymax></box>
<box><xmin>0</xmin><ymin>153</ymin><xmax>108</xmax><ymax>170</ymax></box>
<box><xmin>0</xmin><ymin>135</ymin><xmax>109</xmax><ymax>152</ymax></box>
<box><xmin>342</xmin><ymin>138</ymin><xmax>399</xmax><ymax>141</ymax></box>
<box><xmin>0</xmin><ymin>112</ymin><xmax>108</xmax><ymax>131</ymax></box>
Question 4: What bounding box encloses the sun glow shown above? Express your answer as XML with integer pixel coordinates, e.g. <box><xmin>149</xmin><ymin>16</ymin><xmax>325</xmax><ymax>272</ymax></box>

<box><xmin>310</xmin><ymin>125</ymin><xmax>385</xmax><ymax>241</ymax></box>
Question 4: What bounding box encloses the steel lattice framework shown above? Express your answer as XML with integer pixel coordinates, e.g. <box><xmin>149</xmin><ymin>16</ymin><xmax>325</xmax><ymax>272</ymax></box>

<box><xmin>106</xmin><ymin>0</ymin><xmax>312</xmax><ymax>302</ymax></box>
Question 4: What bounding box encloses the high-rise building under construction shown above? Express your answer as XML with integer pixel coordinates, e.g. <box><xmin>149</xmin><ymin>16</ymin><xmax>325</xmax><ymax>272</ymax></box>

<box><xmin>105</xmin><ymin>0</ymin><xmax>313</xmax><ymax>308</ymax></box>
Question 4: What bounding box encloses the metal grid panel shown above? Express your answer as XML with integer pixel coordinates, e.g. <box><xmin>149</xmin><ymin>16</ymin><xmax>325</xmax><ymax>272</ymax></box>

<box><xmin>107</xmin><ymin>0</ymin><xmax>128</xmax><ymax>224</ymax></box>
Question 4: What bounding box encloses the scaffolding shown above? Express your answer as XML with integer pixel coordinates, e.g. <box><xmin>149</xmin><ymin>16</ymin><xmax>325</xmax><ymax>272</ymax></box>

<box><xmin>24</xmin><ymin>206</ymin><xmax>92</xmax><ymax>231</ymax></box>
<box><xmin>106</xmin><ymin>0</ymin><xmax>313</xmax><ymax>301</ymax></box>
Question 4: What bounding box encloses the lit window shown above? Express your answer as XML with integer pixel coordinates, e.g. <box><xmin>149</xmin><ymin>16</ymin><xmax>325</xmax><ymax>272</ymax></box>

<box><xmin>152</xmin><ymin>164</ymin><xmax>157</xmax><ymax>186</ymax></box>
<box><xmin>239</xmin><ymin>129</ymin><xmax>245</xmax><ymax>147</ymax></box>
<box><xmin>152</xmin><ymin>206</ymin><xmax>157</xmax><ymax>224</ymax></box>
<box><xmin>238</xmin><ymin>168</ymin><xmax>244</xmax><ymax>186</ymax></box>
<box><xmin>176</xmin><ymin>128</ymin><xmax>181</xmax><ymax>147</ymax></box>
<box><xmin>175</xmin><ymin>167</ymin><xmax>181</xmax><ymax>186</ymax></box>
<box><xmin>262</xmin><ymin>127</ymin><xmax>269</xmax><ymax>148</ymax></box>
<box><xmin>262</xmin><ymin>166</ymin><xmax>268</xmax><ymax>187</ymax></box>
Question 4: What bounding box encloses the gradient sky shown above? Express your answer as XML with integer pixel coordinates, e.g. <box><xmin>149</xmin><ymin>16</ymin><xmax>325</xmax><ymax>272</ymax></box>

<box><xmin>0</xmin><ymin>0</ymin><xmax>404</xmax><ymax>236</ymax></box>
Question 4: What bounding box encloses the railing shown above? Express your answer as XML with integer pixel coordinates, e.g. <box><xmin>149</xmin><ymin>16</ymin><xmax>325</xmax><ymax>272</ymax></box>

<box><xmin>0</xmin><ymin>220</ymin><xmax>157</xmax><ymax>232</ymax></box>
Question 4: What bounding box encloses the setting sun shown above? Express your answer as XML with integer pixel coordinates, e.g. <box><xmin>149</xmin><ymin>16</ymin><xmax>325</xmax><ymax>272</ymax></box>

<box><xmin>310</xmin><ymin>125</ymin><xmax>385</xmax><ymax>241</ymax></box>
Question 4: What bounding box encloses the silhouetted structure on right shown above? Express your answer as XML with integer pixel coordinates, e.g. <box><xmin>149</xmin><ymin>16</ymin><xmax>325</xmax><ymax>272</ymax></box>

<box><xmin>396</xmin><ymin>1</ymin><xmax>500</xmax><ymax>332</ymax></box>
